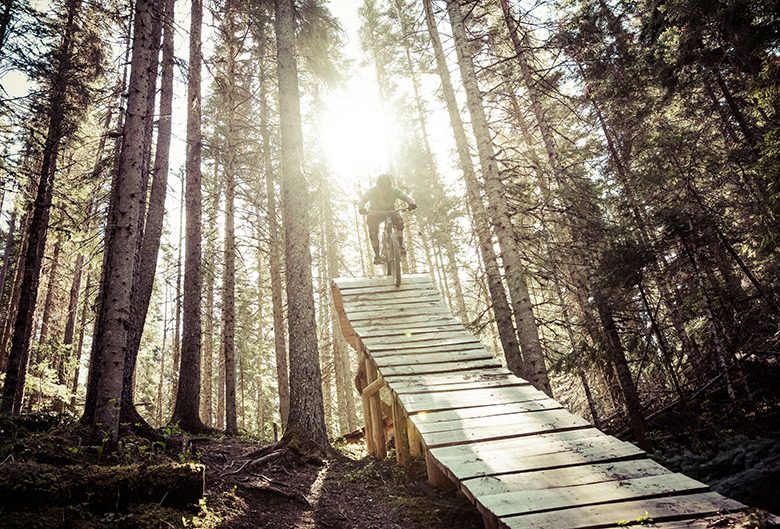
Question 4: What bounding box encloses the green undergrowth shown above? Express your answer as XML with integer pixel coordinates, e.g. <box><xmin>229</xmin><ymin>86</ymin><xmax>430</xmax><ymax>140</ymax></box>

<box><xmin>0</xmin><ymin>413</ymin><xmax>244</xmax><ymax>529</ymax></box>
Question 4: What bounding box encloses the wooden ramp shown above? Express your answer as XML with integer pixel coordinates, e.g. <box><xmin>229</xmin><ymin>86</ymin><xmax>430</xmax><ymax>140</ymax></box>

<box><xmin>332</xmin><ymin>274</ymin><xmax>760</xmax><ymax>529</ymax></box>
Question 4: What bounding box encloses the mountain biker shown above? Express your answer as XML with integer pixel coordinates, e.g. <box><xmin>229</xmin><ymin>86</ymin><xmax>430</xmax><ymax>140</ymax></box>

<box><xmin>358</xmin><ymin>174</ymin><xmax>417</xmax><ymax>265</ymax></box>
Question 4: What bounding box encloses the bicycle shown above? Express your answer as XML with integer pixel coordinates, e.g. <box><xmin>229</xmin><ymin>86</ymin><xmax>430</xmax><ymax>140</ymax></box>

<box><xmin>361</xmin><ymin>207</ymin><xmax>408</xmax><ymax>287</ymax></box>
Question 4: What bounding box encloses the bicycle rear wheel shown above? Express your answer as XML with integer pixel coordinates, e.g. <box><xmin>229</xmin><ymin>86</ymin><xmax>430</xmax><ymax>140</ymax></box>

<box><xmin>389</xmin><ymin>236</ymin><xmax>402</xmax><ymax>287</ymax></box>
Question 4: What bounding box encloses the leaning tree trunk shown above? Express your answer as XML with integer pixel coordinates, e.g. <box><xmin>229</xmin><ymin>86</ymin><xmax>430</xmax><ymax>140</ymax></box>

<box><xmin>259</xmin><ymin>56</ymin><xmax>289</xmax><ymax>430</ymax></box>
<box><xmin>1</xmin><ymin>0</ymin><xmax>80</xmax><ymax>414</ymax></box>
<box><xmin>422</xmin><ymin>0</ymin><xmax>523</xmax><ymax>370</ymax></box>
<box><xmin>274</xmin><ymin>0</ymin><xmax>329</xmax><ymax>452</ymax></box>
<box><xmin>82</xmin><ymin>0</ymin><xmax>156</xmax><ymax>439</ymax></box>
<box><xmin>118</xmin><ymin>0</ymin><xmax>171</xmax><ymax>433</ymax></box>
<box><xmin>171</xmin><ymin>0</ymin><xmax>207</xmax><ymax>433</ymax></box>
<box><xmin>445</xmin><ymin>0</ymin><xmax>551</xmax><ymax>396</ymax></box>
<box><xmin>221</xmin><ymin>1</ymin><xmax>239</xmax><ymax>435</ymax></box>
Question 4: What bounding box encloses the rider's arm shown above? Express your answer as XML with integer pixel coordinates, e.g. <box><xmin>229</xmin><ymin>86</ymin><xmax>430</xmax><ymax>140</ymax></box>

<box><xmin>358</xmin><ymin>190</ymin><xmax>370</xmax><ymax>214</ymax></box>
<box><xmin>394</xmin><ymin>188</ymin><xmax>417</xmax><ymax>209</ymax></box>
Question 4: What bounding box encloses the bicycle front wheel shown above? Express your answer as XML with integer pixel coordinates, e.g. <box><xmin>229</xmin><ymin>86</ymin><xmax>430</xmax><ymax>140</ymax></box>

<box><xmin>389</xmin><ymin>236</ymin><xmax>402</xmax><ymax>287</ymax></box>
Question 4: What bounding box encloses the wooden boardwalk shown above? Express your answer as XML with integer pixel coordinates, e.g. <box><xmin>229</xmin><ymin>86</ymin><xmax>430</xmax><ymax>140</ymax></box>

<box><xmin>332</xmin><ymin>274</ymin><xmax>762</xmax><ymax>529</ymax></box>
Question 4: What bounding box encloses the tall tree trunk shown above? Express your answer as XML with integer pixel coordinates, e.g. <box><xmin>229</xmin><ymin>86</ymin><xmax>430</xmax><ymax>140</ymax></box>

<box><xmin>445</xmin><ymin>0</ymin><xmax>550</xmax><ymax>395</ymax></box>
<box><xmin>37</xmin><ymin>237</ymin><xmax>62</xmax><ymax>346</ymax></box>
<box><xmin>82</xmin><ymin>0</ymin><xmax>155</xmax><ymax>438</ymax></box>
<box><xmin>201</xmin><ymin>169</ymin><xmax>220</xmax><ymax>427</ymax></box>
<box><xmin>70</xmin><ymin>270</ymin><xmax>91</xmax><ymax>410</ymax></box>
<box><xmin>422</xmin><ymin>0</ymin><xmax>522</xmax><ymax>371</ymax></box>
<box><xmin>260</xmin><ymin>59</ymin><xmax>289</xmax><ymax>430</ymax></box>
<box><xmin>119</xmin><ymin>0</ymin><xmax>173</xmax><ymax>431</ymax></box>
<box><xmin>61</xmin><ymin>252</ymin><xmax>84</xmax><ymax>381</ymax></box>
<box><xmin>0</xmin><ymin>0</ymin><xmax>14</xmax><ymax>60</ymax></box>
<box><xmin>1</xmin><ymin>0</ymin><xmax>80</xmax><ymax>414</ymax></box>
<box><xmin>275</xmin><ymin>0</ymin><xmax>329</xmax><ymax>451</ymax></box>
<box><xmin>221</xmin><ymin>1</ymin><xmax>238</xmax><ymax>435</ymax></box>
<box><xmin>0</xmin><ymin>208</ymin><xmax>16</xmax><ymax>309</ymax></box>
<box><xmin>171</xmin><ymin>0</ymin><xmax>207</xmax><ymax>433</ymax></box>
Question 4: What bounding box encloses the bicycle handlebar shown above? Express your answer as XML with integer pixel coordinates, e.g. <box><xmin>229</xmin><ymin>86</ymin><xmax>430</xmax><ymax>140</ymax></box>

<box><xmin>359</xmin><ymin>207</ymin><xmax>409</xmax><ymax>216</ymax></box>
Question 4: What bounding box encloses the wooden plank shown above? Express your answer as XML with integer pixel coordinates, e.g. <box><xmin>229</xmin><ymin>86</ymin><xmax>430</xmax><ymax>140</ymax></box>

<box><xmin>343</xmin><ymin>298</ymin><xmax>444</xmax><ymax>311</ymax></box>
<box><xmin>341</xmin><ymin>290</ymin><xmax>442</xmax><ymax>305</ymax></box>
<box><xmin>362</xmin><ymin>330</ymin><xmax>477</xmax><ymax>346</ymax></box>
<box><xmin>337</xmin><ymin>283</ymin><xmax>438</xmax><ymax>296</ymax></box>
<box><xmin>398</xmin><ymin>385</ymin><xmax>547</xmax><ymax>414</ymax></box>
<box><xmin>430</xmin><ymin>428</ymin><xmax>606</xmax><ymax>462</ymax></box>
<box><xmin>349</xmin><ymin>313</ymin><xmax>460</xmax><ymax>327</ymax></box>
<box><xmin>374</xmin><ymin>349</ymin><xmax>494</xmax><ymax>368</ymax></box>
<box><xmin>416</xmin><ymin>405</ymin><xmax>576</xmax><ymax>435</ymax></box>
<box><xmin>500</xmin><ymin>492</ymin><xmax>745</xmax><ymax>529</ymax></box>
<box><xmin>432</xmin><ymin>438</ymin><xmax>645</xmax><ymax>481</ymax></box>
<box><xmin>370</xmin><ymin>342</ymin><xmax>486</xmax><ymax>357</ymax></box>
<box><xmin>352</xmin><ymin>322</ymin><xmax>464</xmax><ymax>338</ymax></box>
<box><xmin>383</xmin><ymin>367</ymin><xmax>513</xmax><ymax>384</ymax></box>
<box><xmin>421</xmin><ymin>409</ymin><xmax>591</xmax><ymax>448</ymax></box>
<box><xmin>462</xmin><ymin>459</ymin><xmax>673</xmax><ymax>500</ymax></box>
<box><xmin>390</xmin><ymin>376</ymin><xmax>524</xmax><ymax>395</ymax></box>
<box><xmin>379</xmin><ymin>358</ymin><xmax>503</xmax><ymax>377</ymax></box>
<box><xmin>644</xmin><ymin>514</ymin><xmax>761</xmax><ymax>529</ymax></box>
<box><xmin>408</xmin><ymin>398</ymin><xmax>560</xmax><ymax>425</ymax></box>
<box><xmin>478</xmin><ymin>473</ymin><xmax>709</xmax><ymax>518</ymax></box>
<box><xmin>334</xmin><ymin>274</ymin><xmax>433</xmax><ymax>289</ymax></box>
<box><xmin>346</xmin><ymin>306</ymin><xmax>452</xmax><ymax>322</ymax></box>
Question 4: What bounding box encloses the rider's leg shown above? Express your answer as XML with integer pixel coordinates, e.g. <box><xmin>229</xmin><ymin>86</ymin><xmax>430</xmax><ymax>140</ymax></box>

<box><xmin>391</xmin><ymin>212</ymin><xmax>406</xmax><ymax>255</ymax></box>
<box><xmin>367</xmin><ymin>214</ymin><xmax>383</xmax><ymax>264</ymax></box>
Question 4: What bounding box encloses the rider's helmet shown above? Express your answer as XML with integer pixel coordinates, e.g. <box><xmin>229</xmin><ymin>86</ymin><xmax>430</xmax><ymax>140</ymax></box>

<box><xmin>376</xmin><ymin>173</ymin><xmax>393</xmax><ymax>188</ymax></box>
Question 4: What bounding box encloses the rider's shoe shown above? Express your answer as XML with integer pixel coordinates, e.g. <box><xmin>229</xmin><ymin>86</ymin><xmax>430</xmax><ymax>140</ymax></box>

<box><xmin>373</xmin><ymin>255</ymin><xmax>383</xmax><ymax>265</ymax></box>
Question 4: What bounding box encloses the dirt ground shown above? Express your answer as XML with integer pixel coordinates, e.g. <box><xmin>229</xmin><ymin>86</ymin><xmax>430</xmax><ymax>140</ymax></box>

<box><xmin>197</xmin><ymin>437</ymin><xmax>484</xmax><ymax>529</ymax></box>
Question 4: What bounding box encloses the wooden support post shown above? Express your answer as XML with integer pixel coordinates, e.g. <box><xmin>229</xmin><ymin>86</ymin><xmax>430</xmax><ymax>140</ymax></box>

<box><xmin>481</xmin><ymin>512</ymin><xmax>500</xmax><ymax>529</ymax></box>
<box><xmin>407</xmin><ymin>419</ymin><xmax>422</xmax><ymax>458</ymax></box>
<box><xmin>360</xmin><ymin>372</ymin><xmax>375</xmax><ymax>456</ymax></box>
<box><xmin>357</xmin><ymin>351</ymin><xmax>375</xmax><ymax>456</ymax></box>
<box><xmin>391</xmin><ymin>395</ymin><xmax>410</xmax><ymax>466</ymax></box>
<box><xmin>425</xmin><ymin>450</ymin><xmax>453</xmax><ymax>489</ymax></box>
<box><xmin>366</xmin><ymin>358</ymin><xmax>386</xmax><ymax>459</ymax></box>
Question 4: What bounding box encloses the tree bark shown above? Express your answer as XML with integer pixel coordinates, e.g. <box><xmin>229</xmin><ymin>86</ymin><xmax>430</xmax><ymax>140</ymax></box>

<box><xmin>275</xmin><ymin>0</ymin><xmax>329</xmax><ymax>452</ymax></box>
<box><xmin>422</xmin><ymin>0</ymin><xmax>523</xmax><ymax>371</ymax></box>
<box><xmin>171</xmin><ymin>0</ymin><xmax>207</xmax><ymax>433</ymax></box>
<box><xmin>259</xmin><ymin>55</ymin><xmax>289</xmax><ymax>430</ymax></box>
<box><xmin>118</xmin><ymin>0</ymin><xmax>172</xmax><ymax>431</ymax></box>
<box><xmin>82</xmin><ymin>0</ymin><xmax>155</xmax><ymax>438</ymax></box>
<box><xmin>220</xmin><ymin>0</ymin><xmax>238</xmax><ymax>435</ymax></box>
<box><xmin>1</xmin><ymin>0</ymin><xmax>80</xmax><ymax>414</ymax></box>
<box><xmin>445</xmin><ymin>0</ymin><xmax>550</xmax><ymax>395</ymax></box>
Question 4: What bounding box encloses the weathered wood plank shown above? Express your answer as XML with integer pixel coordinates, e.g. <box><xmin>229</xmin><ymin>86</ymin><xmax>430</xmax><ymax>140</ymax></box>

<box><xmin>390</xmin><ymin>376</ymin><xmax>524</xmax><ymax>395</ymax></box>
<box><xmin>431</xmin><ymin>436</ymin><xmax>644</xmax><ymax>481</ymax></box>
<box><xmin>370</xmin><ymin>342</ymin><xmax>487</xmax><ymax>357</ymax></box>
<box><xmin>383</xmin><ymin>367</ymin><xmax>513</xmax><ymax>384</ymax></box>
<box><xmin>462</xmin><ymin>459</ymin><xmax>673</xmax><ymax>500</ymax></box>
<box><xmin>379</xmin><ymin>358</ymin><xmax>503</xmax><ymax>377</ymax></box>
<box><xmin>430</xmin><ymin>428</ymin><xmax>606</xmax><ymax>461</ymax></box>
<box><xmin>334</xmin><ymin>274</ymin><xmax>433</xmax><ymax>290</ymax></box>
<box><xmin>341</xmin><ymin>290</ymin><xmax>442</xmax><ymax>306</ymax></box>
<box><xmin>421</xmin><ymin>409</ymin><xmax>591</xmax><ymax>448</ymax></box>
<box><xmin>407</xmin><ymin>398</ymin><xmax>560</xmax><ymax>425</ymax></box>
<box><xmin>346</xmin><ymin>306</ymin><xmax>453</xmax><ymax>322</ymax></box>
<box><xmin>338</xmin><ymin>283</ymin><xmax>438</xmax><ymax>296</ymax></box>
<box><xmin>363</xmin><ymin>330</ymin><xmax>477</xmax><ymax>347</ymax></box>
<box><xmin>415</xmin><ymin>405</ymin><xmax>576</xmax><ymax>435</ymax></box>
<box><xmin>399</xmin><ymin>385</ymin><xmax>547</xmax><ymax>414</ymax></box>
<box><xmin>478</xmin><ymin>473</ymin><xmax>708</xmax><ymax>518</ymax></box>
<box><xmin>349</xmin><ymin>313</ymin><xmax>460</xmax><ymax>327</ymax></box>
<box><xmin>343</xmin><ymin>300</ymin><xmax>446</xmax><ymax>314</ymax></box>
<box><xmin>374</xmin><ymin>349</ymin><xmax>493</xmax><ymax>368</ymax></box>
<box><xmin>352</xmin><ymin>322</ymin><xmax>464</xmax><ymax>338</ymax></box>
<box><xmin>499</xmin><ymin>492</ymin><xmax>745</xmax><ymax>529</ymax></box>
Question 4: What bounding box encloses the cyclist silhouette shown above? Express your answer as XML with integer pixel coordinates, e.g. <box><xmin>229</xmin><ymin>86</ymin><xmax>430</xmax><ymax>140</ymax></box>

<box><xmin>358</xmin><ymin>174</ymin><xmax>417</xmax><ymax>265</ymax></box>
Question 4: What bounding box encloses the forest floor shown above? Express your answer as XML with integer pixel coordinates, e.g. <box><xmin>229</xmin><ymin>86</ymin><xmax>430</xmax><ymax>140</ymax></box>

<box><xmin>1</xmin><ymin>363</ymin><xmax>778</xmax><ymax>529</ymax></box>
